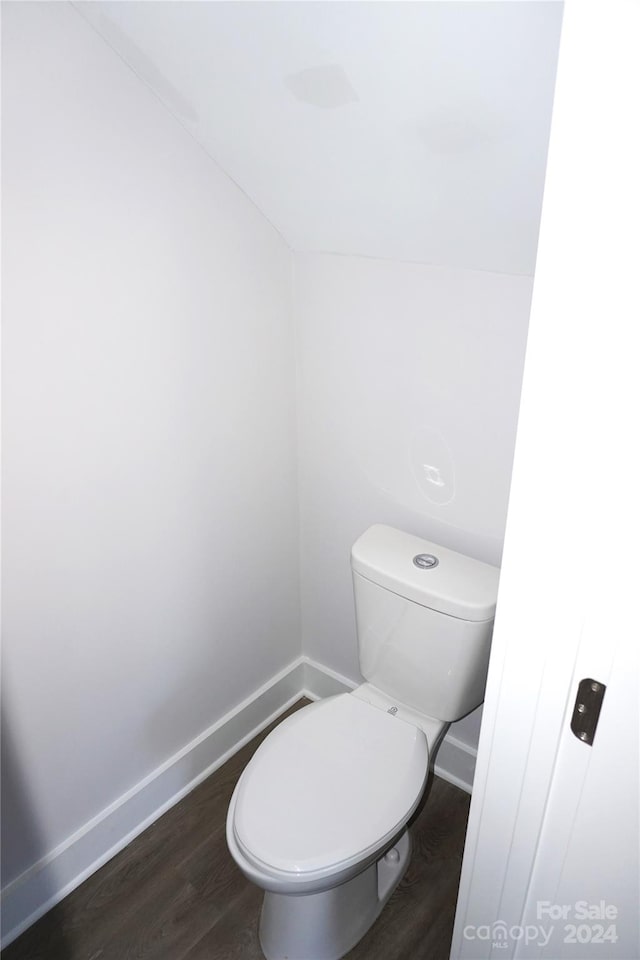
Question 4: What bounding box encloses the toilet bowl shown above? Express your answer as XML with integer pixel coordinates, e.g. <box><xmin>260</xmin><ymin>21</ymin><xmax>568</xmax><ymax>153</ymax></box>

<box><xmin>226</xmin><ymin>524</ymin><xmax>500</xmax><ymax>960</ymax></box>
<box><xmin>226</xmin><ymin>690</ymin><xmax>447</xmax><ymax>960</ymax></box>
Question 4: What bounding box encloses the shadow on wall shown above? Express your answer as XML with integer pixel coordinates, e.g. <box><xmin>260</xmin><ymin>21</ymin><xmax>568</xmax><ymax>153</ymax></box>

<box><xmin>1</xmin><ymin>705</ymin><xmax>72</xmax><ymax>957</ymax></box>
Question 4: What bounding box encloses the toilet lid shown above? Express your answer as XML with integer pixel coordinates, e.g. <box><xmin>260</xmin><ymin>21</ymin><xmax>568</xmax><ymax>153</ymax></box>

<box><xmin>232</xmin><ymin>694</ymin><xmax>429</xmax><ymax>877</ymax></box>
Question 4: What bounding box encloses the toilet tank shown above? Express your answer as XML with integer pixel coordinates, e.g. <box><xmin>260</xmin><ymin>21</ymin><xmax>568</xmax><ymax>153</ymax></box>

<box><xmin>351</xmin><ymin>525</ymin><xmax>500</xmax><ymax>722</ymax></box>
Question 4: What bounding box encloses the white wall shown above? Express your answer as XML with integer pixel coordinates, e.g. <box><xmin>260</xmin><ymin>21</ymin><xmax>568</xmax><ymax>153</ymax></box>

<box><xmin>294</xmin><ymin>253</ymin><xmax>533</xmax><ymax>747</ymax></box>
<box><xmin>1</xmin><ymin>0</ymin><xmax>299</xmax><ymax>890</ymax></box>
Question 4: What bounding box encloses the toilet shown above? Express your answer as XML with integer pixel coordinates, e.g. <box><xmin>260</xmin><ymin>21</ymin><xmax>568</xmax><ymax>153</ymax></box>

<box><xmin>226</xmin><ymin>524</ymin><xmax>500</xmax><ymax>960</ymax></box>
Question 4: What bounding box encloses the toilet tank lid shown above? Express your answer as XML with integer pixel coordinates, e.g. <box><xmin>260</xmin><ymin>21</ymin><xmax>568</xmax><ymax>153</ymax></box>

<box><xmin>351</xmin><ymin>525</ymin><xmax>500</xmax><ymax>622</ymax></box>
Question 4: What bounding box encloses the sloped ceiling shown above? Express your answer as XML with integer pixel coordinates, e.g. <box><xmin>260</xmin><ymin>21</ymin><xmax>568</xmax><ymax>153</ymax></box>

<box><xmin>75</xmin><ymin>1</ymin><xmax>563</xmax><ymax>276</ymax></box>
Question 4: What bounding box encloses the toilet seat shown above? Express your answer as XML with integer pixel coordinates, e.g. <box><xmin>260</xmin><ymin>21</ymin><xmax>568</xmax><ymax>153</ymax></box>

<box><xmin>231</xmin><ymin>694</ymin><xmax>429</xmax><ymax>881</ymax></box>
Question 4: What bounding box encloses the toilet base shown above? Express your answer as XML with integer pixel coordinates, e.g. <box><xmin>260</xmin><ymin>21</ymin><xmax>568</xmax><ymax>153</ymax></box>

<box><xmin>258</xmin><ymin>829</ymin><xmax>412</xmax><ymax>960</ymax></box>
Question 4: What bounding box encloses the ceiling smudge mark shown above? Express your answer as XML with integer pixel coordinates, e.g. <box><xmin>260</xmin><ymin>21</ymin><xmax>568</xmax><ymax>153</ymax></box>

<box><xmin>419</xmin><ymin>108</ymin><xmax>503</xmax><ymax>156</ymax></box>
<box><xmin>284</xmin><ymin>65</ymin><xmax>358</xmax><ymax>109</ymax></box>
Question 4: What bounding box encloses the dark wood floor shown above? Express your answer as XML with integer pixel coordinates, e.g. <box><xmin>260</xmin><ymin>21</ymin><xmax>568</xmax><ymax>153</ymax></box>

<box><xmin>3</xmin><ymin>699</ymin><xmax>471</xmax><ymax>960</ymax></box>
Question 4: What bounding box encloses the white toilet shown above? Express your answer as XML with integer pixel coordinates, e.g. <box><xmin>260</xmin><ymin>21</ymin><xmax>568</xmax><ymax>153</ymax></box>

<box><xmin>226</xmin><ymin>524</ymin><xmax>500</xmax><ymax>960</ymax></box>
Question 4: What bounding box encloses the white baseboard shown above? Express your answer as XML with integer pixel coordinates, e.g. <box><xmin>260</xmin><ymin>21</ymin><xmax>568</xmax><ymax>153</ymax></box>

<box><xmin>0</xmin><ymin>656</ymin><xmax>307</xmax><ymax>949</ymax></box>
<box><xmin>0</xmin><ymin>654</ymin><xmax>477</xmax><ymax>948</ymax></box>
<box><xmin>301</xmin><ymin>657</ymin><xmax>359</xmax><ymax>700</ymax></box>
<box><xmin>434</xmin><ymin>734</ymin><xmax>477</xmax><ymax>795</ymax></box>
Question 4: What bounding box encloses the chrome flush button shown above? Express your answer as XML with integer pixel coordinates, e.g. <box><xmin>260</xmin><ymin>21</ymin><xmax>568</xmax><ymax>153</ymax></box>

<box><xmin>413</xmin><ymin>553</ymin><xmax>439</xmax><ymax>569</ymax></box>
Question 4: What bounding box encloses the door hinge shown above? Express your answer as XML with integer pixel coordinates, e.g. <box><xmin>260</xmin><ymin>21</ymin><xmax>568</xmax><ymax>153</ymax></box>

<box><xmin>570</xmin><ymin>678</ymin><xmax>606</xmax><ymax>746</ymax></box>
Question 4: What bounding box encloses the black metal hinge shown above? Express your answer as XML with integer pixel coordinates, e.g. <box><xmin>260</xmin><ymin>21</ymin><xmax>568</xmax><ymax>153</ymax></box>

<box><xmin>570</xmin><ymin>678</ymin><xmax>606</xmax><ymax>746</ymax></box>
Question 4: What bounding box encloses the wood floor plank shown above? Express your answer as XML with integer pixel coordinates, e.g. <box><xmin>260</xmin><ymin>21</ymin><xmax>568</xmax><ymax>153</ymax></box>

<box><xmin>3</xmin><ymin>698</ymin><xmax>471</xmax><ymax>960</ymax></box>
<box><xmin>183</xmin><ymin>884</ymin><xmax>265</xmax><ymax>960</ymax></box>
